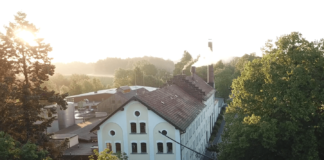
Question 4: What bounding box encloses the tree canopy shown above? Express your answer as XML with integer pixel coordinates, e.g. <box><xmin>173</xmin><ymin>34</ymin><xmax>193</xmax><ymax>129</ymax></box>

<box><xmin>0</xmin><ymin>132</ymin><xmax>51</xmax><ymax>160</ymax></box>
<box><xmin>0</xmin><ymin>12</ymin><xmax>68</xmax><ymax>159</ymax></box>
<box><xmin>113</xmin><ymin>61</ymin><xmax>170</xmax><ymax>88</ymax></box>
<box><xmin>218</xmin><ymin>32</ymin><xmax>324</xmax><ymax>160</ymax></box>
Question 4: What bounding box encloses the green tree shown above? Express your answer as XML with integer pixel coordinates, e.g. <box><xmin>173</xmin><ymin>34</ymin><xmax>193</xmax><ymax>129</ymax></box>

<box><xmin>214</xmin><ymin>65</ymin><xmax>235</xmax><ymax>98</ymax></box>
<box><xmin>92</xmin><ymin>78</ymin><xmax>105</xmax><ymax>91</ymax></box>
<box><xmin>0</xmin><ymin>12</ymin><xmax>68</xmax><ymax>159</ymax></box>
<box><xmin>81</xmin><ymin>79</ymin><xmax>95</xmax><ymax>93</ymax></box>
<box><xmin>89</xmin><ymin>148</ymin><xmax>119</xmax><ymax>160</ymax></box>
<box><xmin>68</xmin><ymin>80</ymin><xmax>83</xmax><ymax>95</ymax></box>
<box><xmin>173</xmin><ymin>51</ymin><xmax>194</xmax><ymax>75</ymax></box>
<box><xmin>113</xmin><ymin>68</ymin><xmax>133</xmax><ymax>87</ymax></box>
<box><xmin>214</xmin><ymin>60</ymin><xmax>225</xmax><ymax>70</ymax></box>
<box><xmin>218</xmin><ymin>32</ymin><xmax>324</xmax><ymax>160</ymax></box>
<box><xmin>0</xmin><ymin>132</ymin><xmax>52</xmax><ymax>160</ymax></box>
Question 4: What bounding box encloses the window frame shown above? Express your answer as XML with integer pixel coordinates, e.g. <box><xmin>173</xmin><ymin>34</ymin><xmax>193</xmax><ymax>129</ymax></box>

<box><xmin>141</xmin><ymin>143</ymin><xmax>147</xmax><ymax>153</ymax></box>
<box><xmin>131</xmin><ymin>143</ymin><xmax>137</xmax><ymax>153</ymax></box>
<box><xmin>130</xmin><ymin>122</ymin><xmax>137</xmax><ymax>133</ymax></box>
<box><xmin>157</xmin><ymin>142</ymin><xmax>163</xmax><ymax>153</ymax></box>
<box><xmin>106</xmin><ymin>143</ymin><xmax>112</xmax><ymax>151</ymax></box>
<box><xmin>167</xmin><ymin>142</ymin><xmax>173</xmax><ymax>153</ymax></box>
<box><xmin>140</xmin><ymin>122</ymin><xmax>146</xmax><ymax>133</ymax></box>
<box><xmin>115</xmin><ymin>143</ymin><xmax>121</xmax><ymax>153</ymax></box>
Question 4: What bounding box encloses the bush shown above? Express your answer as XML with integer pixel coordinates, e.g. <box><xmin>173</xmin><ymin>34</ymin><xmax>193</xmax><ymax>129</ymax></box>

<box><xmin>209</xmin><ymin>135</ymin><xmax>215</xmax><ymax>142</ymax></box>
<box><xmin>216</xmin><ymin>120</ymin><xmax>222</xmax><ymax>127</ymax></box>
<box><xmin>213</xmin><ymin>125</ymin><xmax>219</xmax><ymax>132</ymax></box>
<box><xmin>217</xmin><ymin>115</ymin><xmax>224</xmax><ymax>121</ymax></box>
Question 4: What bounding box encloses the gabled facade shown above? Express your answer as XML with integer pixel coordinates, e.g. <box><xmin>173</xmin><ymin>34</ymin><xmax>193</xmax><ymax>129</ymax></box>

<box><xmin>91</xmin><ymin>66</ymin><xmax>219</xmax><ymax>160</ymax></box>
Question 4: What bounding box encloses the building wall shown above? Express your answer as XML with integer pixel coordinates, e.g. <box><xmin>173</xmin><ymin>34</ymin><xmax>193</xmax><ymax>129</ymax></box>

<box><xmin>180</xmin><ymin>93</ymin><xmax>218</xmax><ymax>160</ymax></box>
<box><xmin>98</xmin><ymin>100</ymin><xmax>181</xmax><ymax>160</ymax></box>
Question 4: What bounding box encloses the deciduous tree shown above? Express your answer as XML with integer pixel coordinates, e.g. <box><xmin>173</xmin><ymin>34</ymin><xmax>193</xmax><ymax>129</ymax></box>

<box><xmin>218</xmin><ymin>32</ymin><xmax>324</xmax><ymax>160</ymax></box>
<box><xmin>0</xmin><ymin>12</ymin><xmax>68</xmax><ymax>159</ymax></box>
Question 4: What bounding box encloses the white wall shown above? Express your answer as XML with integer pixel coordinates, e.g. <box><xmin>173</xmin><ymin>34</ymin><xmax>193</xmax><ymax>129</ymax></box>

<box><xmin>98</xmin><ymin>100</ymin><xmax>181</xmax><ymax>160</ymax></box>
<box><xmin>180</xmin><ymin>93</ymin><xmax>218</xmax><ymax>160</ymax></box>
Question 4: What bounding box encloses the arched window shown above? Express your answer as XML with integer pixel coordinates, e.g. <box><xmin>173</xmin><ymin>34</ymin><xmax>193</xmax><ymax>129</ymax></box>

<box><xmin>140</xmin><ymin>123</ymin><xmax>146</xmax><ymax>133</ymax></box>
<box><xmin>157</xmin><ymin>142</ymin><xmax>163</xmax><ymax>153</ymax></box>
<box><xmin>131</xmin><ymin>143</ymin><xmax>137</xmax><ymax>153</ymax></box>
<box><xmin>167</xmin><ymin>142</ymin><xmax>173</xmax><ymax>153</ymax></box>
<box><xmin>115</xmin><ymin>143</ymin><xmax>121</xmax><ymax>153</ymax></box>
<box><xmin>141</xmin><ymin>143</ymin><xmax>147</xmax><ymax>153</ymax></box>
<box><xmin>130</xmin><ymin>123</ymin><xmax>136</xmax><ymax>133</ymax></box>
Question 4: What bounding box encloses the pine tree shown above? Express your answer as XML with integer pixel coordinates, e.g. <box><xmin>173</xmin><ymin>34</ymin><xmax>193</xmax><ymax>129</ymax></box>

<box><xmin>0</xmin><ymin>12</ymin><xmax>68</xmax><ymax>159</ymax></box>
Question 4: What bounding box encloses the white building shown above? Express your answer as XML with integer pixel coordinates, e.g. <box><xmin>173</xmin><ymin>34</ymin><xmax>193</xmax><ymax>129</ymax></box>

<box><xmin>91</xmin><ymin>66</ymin><xmax>219</xmax><ymax>160</ymax></box>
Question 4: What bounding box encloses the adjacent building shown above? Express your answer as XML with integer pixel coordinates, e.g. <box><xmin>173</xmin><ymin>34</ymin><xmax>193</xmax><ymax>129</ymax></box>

<box><xmin>91</xmin><ymin>66</ymin><xmax>219</xmax><ymax>160</ymax></box>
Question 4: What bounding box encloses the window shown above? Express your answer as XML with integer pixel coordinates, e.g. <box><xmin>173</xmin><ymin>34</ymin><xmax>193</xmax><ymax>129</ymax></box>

<box><xmin>141</xmin><ymin>143</ymin><xmax>147</xmax><ymax>153</ymax></box>
<box><xmin>106</xmin><ymin>143</ymin><xmax>112</xmax><ymax>151</ymax></box>
<box><xmin>157</xmin><ymin>143</ymin><xmax>163</xmax><ymax>153</ymax></box>
<box><xmin>162</xmin><ymin>130</ymin><xmax>167</xmax><ymax>135</ymax></box>
<box><xmin>110</xmin><ymin>130</ymin><xmax>115</xmax><ymax>136</ymax></box>
<box><xmin>135</xmin><ymin>111</ymin><xmax>140</xmax><ymax>117</ymax></box>
<box><xmin>116</xmin><ymin>143</ymin><xmax>121</xmax><ymax>153</ymax></box>
<box><xmin>140</xmin><ymin>123</ymin><xmax>146</xmax><ymax>133</ymax></box>
<box><xmin>167</xmin><ymin>142</ymin><xmax>173</xmax><ymax>153</ymax></box>
<box><xmin>131</xmin><ymin>143</ymin><xmax>137</xmax><ymax>153</ymax></box>
<box><xmin>131</xmin><ymin>123</ymin><xmax>136</xmax><ymax>133</ymax></box>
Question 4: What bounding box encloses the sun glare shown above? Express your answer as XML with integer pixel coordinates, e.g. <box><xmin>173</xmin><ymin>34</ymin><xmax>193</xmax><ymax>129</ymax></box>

<box><xmin>16</xmin><ymin>30</ymin><xmax>38</xmax><ymax>46</ymax></box>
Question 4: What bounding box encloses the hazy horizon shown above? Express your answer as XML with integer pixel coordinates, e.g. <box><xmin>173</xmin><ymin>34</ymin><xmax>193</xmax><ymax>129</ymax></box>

<box><xmin>1</xmin><ymin>1</ymin><xmax>324</xmax><ymax>64</ymax></box>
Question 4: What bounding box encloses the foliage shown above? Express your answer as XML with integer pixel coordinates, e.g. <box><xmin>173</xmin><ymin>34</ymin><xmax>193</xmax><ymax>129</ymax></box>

<box><xmin>0</xmin><ymin>12</ymin><xmax>68</xmax><ymax>159</ymax></box>
<box><xmin>54</xmin><ymin>56</ymin><xmax>175</xmax><ymax>75</ymax></box>
<box><xmin>113</xmin><ymin>62</ymin><xmax>170</xmax><ymax>88</ymax></box>
<box><xmin>206</xmin><ymin>144</ymin><xmax>219</xmax><ymax>153</ymax></box>
<box><xmin>89</xmin><ymin>148</ymin><xmax>119</xmax><ymax>160</ymax></box>
<box><xmin>42</xmin><ymin>73</ymin><xmax>107</xmax><ymax>96</ymax></box>
<box><xmin>173</xmin><ymin>51</ymin><xmax>199</xmax><ymax>75</ymax></box>
<box><xmin>214</xmin><ymin>54</ymin><xmax>258</xmax><ymax>99</ymax></box>
<box><xmin>0</xmin><ymin>132</ymin><xmax>52</xmax><ymax>160</ymax></box>
<box><xmin>218</xmin><ymin>32</ymin><xmax>324</xmax><ymax>160</ymax></box>
<box><xmin>114</xmin><ymin>152</ymin><xmax>128</xmax><ymax>160</ymax></box>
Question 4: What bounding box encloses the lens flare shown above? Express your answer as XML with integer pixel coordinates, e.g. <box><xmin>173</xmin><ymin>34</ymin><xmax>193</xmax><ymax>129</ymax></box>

<box><xmin>16</xmin><ymin>30</ymin><xmax>38</xmax><ymax>46</ymax></box>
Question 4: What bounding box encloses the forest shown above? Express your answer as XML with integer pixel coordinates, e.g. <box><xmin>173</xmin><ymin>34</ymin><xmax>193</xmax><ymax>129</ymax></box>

<box><xmin>53</xmin><ymin>56</ymin><xmax>175</xmax><ymax>75</ymax></box>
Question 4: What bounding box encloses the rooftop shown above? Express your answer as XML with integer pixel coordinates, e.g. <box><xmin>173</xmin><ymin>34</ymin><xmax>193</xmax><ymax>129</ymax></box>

<box><xmin>67</xmin><ymin>86</ymin><xmax>158</xmax><ymax>98</ymax></box>
<box><xmin>63</xmin><ymin>142</ymin><xmax>97</xmax><ymax>156</ymax></box>
<box><xmin>91</xmin><ymin>84</ymin><xmax>206</xmax><ymax>132</ymax></box>
<box><xmin>52</xmin><ymin>134</ymin><xmax>78</xmax><ymax>139</ymax></box>
<box><xmin>55</xmin><ymin>117</ymin><xmax>105</xmax><ymax>141</ymax></box>
<box><xmin>136</xmin><ymin>84</ymin><xmax>206</xmax><ymax>131</ymax></box>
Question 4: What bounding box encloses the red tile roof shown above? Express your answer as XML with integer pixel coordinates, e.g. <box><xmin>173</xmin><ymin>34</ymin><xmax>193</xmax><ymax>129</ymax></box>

<box><xmin>136</xmin><ymin>84</ymin><xmax>206</xmax><ymax>131</ymax></box>
<box><xmin>91</xmin><ymin>73</ymin><xmax>215</xmax><ymax>132</ymax></box>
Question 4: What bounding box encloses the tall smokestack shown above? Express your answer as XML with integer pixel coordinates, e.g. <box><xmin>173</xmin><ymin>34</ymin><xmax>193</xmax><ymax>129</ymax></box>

<box><xmin>191</xmin><ymin>66</ymin><xmax>196</xmax><ymax>78</ymax></box>
<box><xmin>207</xmin><ymin>64</ymin><xmax>214</xmax><ymax>87</ymax></box>
<box><xmin>208</xmin><ymin>39</ymin><xmax>213</xmax><ymax>52</ymax></box>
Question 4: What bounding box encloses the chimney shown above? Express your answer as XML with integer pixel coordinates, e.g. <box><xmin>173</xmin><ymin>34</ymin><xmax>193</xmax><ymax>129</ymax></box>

<box><xmin>190</xmin><ymin>66</ymin><xmax>196</xmax><ymax>77</ymax></box>
<box><xmin>208</xmin><ymin>39</ymin><xmax>213</xmax><ymax>51</ymax></box>
<box><xmin>207</xmin><ymin>64</ymin><xmax>214</xmax><ymax>87</ymax></box>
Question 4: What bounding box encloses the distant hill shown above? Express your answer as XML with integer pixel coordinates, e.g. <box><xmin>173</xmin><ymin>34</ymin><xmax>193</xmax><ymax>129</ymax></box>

<box><xmin>53</xmin><ymin>56</ymin><xmax>174</xmax><ymax>75</ymax></box>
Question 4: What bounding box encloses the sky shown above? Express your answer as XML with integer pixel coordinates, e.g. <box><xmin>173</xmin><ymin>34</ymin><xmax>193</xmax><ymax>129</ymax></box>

<box><xmin>1</xmin><ymin>0</ymin><xmax>324</xmax><ymax>64</ymax></box>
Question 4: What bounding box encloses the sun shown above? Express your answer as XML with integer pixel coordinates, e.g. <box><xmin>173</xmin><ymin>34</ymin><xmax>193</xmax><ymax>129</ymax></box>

<box><xmin>16</xmin><ymin>30</ymin><xmax>38</xmax><ymax>46</ymax></box>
